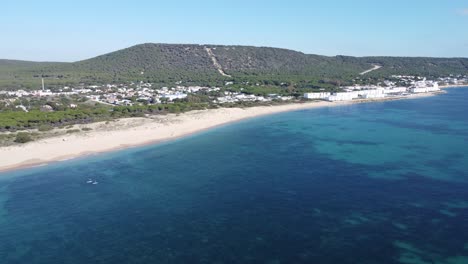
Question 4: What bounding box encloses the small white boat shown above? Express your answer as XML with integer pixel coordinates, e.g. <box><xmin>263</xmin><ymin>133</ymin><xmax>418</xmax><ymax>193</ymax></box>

<box><xmin>92</xmin><ymin>181</ymin><xmax>99</xmax><ymax>185</ymax></box>
<box><xmin>86</xmin><ymin>179</ymin><xmax>93</xmax><ymax>184</ymax></box>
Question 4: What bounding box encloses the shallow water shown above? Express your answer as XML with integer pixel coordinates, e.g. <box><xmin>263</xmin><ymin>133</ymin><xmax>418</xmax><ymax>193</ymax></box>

<box><xmin>1</xmin><ymin>88</ymin><xmax>467</xmax><ymax>264</ymax></box>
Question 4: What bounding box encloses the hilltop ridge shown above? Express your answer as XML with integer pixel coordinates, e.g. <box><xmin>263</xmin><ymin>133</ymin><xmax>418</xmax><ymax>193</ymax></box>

<box><xmin>0</xmin><ymin>43</ymin><xmax>467</xmax><ymax>89</ymax></box>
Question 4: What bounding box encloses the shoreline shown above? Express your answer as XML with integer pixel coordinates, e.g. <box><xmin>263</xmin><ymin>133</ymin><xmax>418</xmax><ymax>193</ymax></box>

<box><xmin>439</xmin><ymin>84</ymin><xmax>468</xmax><ymax>89</ymax></box>
<box><xmin>0</xmin><ymin>91</ymin><xmax>454</xmax><ymax>174</ymax></box>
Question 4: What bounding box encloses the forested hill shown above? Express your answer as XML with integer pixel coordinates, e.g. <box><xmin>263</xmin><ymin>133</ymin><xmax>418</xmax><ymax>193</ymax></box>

<box><xmin>0</xmin><ymin>43</ymin><xmax>467</xmax><ymax>89</ymax></box>
<box><xmin>359</xmin><ymin>56</ymin><xmax>468</xmax><ymax>77</ymax></box>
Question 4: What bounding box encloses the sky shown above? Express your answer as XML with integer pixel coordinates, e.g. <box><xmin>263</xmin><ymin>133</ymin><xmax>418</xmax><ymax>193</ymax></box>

<box><xmin>1</xmin><ymin>0</ymin><xmax>467</xmax><ymax>62</ymax></box>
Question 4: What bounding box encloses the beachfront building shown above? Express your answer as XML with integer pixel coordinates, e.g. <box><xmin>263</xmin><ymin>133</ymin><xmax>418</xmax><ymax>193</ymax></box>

<box><xmin>326</xmin><ymin>89</ymin><xmax>390</xmax><ymax>101</ymax></box>
<box><xmin>304</xmin><ymin>92</ymin><xmax>331</xmax><ymax>100</ymax></box>
<box><xmin>384</xmin><ymin>87</ymin><xmax>407</xmax><ymax>94</ymax></box>
<box><xmin>356</xmin><ymin>89</ymin><xmax>386</xmax><ymax>99</ymax></box>
<box><xmin>360</xmin><ymin>93</ymin><xmax>386</xmax><ymax>99</ymax></box>
<box><xmin>410</xmin><ymin>87</ymin><xmax>429</xmax><ymax>93</ymax></box>
<box><xmin>410</xmin><ymin>86</ymin><xmax>440</xmax><ymax>93</ymax></box>
<box><xmin>327</xmin><ymin>92</ymin><xmax>360</xmax><ymax>101</ymax></box>
<box><xmin>409</xmin><ymin>82</ymin><xmax>440</xmax><ymax>93</ymax></box>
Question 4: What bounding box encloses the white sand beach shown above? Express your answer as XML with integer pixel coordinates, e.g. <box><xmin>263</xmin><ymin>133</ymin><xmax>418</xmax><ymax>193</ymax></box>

<box><xmin>0</xmin><ymin>92</ymin><xmax>443</xmax><ymax>173</ymax></box>
<box><xmin>440</xmin><ymin>84</ymin><xmax>468</xmax><ymax>89</ymax></box>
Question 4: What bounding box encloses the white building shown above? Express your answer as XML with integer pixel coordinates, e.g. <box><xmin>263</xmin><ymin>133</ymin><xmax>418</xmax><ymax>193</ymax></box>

<box><xmin>358</xmin><ymin>89</ymin><xmax>384</xmax><ymax>96</ymax></box>
<box><xmin>360</xmin><ymin>93</ymin><xmax>386</xmax><ymax>99</ymax></box>
<box><xmin>325</xmin><ymin>89</ymin><xmax>390</xmax><ymax>102</ymax></box>
<box><xmin>384</xmin><ymin>87</ymin><xmax>407</xmax><ymax>94</ymax></box>
<box><xmin>161</xmin><ymin>93</ymin><xmax>188</xmax><ymax>101</ymax></box>
<box><xmin>410</xmin><ymin>87</ymin><xmax>429</xmax><ymax>93</ymax></box>
<box><xmin>410</xmin><ymin>82</ymin><xmax>439</xmax><ymax>93</ymax></box>
<box><xmin>304</xmin><ymin>92</ymin><xmax>331</xmax><ymax>100</ymax></box>
<box><xmin>327</xmin><ymin>92</ymin><xmax>359</xmax><ymax>101</ymax></box>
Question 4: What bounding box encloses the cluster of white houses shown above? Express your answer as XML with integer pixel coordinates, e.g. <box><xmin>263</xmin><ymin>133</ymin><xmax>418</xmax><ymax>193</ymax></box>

<box><xmin>86</xmin><ymin>85</ymin><xmax>221</xmax><ymax>105</ymax></box>
<box><xmin>2</xmin><ymin>76</ymin><xmax>463</xmax><ymax>110</ymax></box>
<box><xmin>304</xmin><ymin>82</ymin><xmax>440</xmax><ymax>102</ymax></box>
<box><xmin>0</xmin><ymin>84</ymin><xmax>223</xmax><ymax>106</ymax></box>
<box><xmin>215</xmin><ymin>92</ymin><xmax>293</xmax><ymax>104</ymax></box>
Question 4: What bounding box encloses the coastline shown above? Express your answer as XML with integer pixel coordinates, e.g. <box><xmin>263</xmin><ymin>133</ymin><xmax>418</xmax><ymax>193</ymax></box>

<box><xmin>0</xmin><ymin>91</ymin><xmax>449</xmax><ymax>173</ymax></box>
<box><xmin>439</xmin><ymin>84</ymin><xmax>468</xmax><ymax>89</ymax></box>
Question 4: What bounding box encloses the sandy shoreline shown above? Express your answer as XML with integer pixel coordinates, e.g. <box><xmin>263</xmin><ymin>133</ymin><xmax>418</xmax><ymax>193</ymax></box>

<box><xmin>440</xmin><ymin>84</ymin><xmax>468</xmax><ymax>89</ymax></box>
<box><xmin>0</xmin><ymin>91</ymin><xmax>453</xmax><ymax>173</ymax></box>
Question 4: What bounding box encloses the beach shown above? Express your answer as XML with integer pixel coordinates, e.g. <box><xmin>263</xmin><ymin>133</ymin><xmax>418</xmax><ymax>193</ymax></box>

<box><xmin>0</xmin><ymin>92</ymin><xmax>444</xmax><ymax>172</ymax></box>
<box><xmin>439</xmin><ymin>84</ymin><xmax>468</xmax><ymax>89</ymax></box>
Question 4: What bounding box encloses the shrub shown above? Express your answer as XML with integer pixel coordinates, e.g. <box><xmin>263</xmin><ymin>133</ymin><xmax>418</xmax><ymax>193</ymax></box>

<box><xmin>131</xmin><ymin>112</ymin><xmax>145</xmax><ymax>117</ymax></box>
<box><xmin>66</xmin><ymin>129</ymin><xmax>81</xmax><ymax>134</ymax></box>
<box><xmin>38</xmin><ymin>125</ymin><xmax>54</xmax><ymax>132</ymax></box>
<box><xmin>14</xmin><ymin>132</ymin><xmax>33</xmax><ymax>143</ymax></box>
<box><xmin>81</xmin><ymin>127</ymin><xmax>93</xmax><ymax>131</ymax></box>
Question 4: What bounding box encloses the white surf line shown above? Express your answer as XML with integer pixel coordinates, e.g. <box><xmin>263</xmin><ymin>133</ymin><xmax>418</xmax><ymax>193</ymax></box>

<box><xmin>205</xmin><ymin>47</ymin><xmax>232</xmax><ymax>77</ymax></box>
<box><xmin>360</xmin><ymin>64</ymin><xmax>382</xmax><ymax>75</ymax></box>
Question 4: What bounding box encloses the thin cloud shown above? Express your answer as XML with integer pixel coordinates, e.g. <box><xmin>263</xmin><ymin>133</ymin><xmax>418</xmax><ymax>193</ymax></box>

<box><xmin>458</xmin><ymin>8</ymin><xmax>468</xmax><ymax>16</ymax></box>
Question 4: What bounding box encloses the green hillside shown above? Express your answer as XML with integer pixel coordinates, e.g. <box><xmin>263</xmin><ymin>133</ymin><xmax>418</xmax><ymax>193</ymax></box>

<box><xmin>360</xmin><ymin>56</ymin><xmax>468</xmax><ymax>77</ymax></box>
<box><xmin>0</xmin><ymin>60</ymin><xmax>69</xmax><ymax>89</ymax></box>
<box><xmin>0</xmin><ymin>43</ymin><xmax>467</xmax><ymax>90</ymax></box>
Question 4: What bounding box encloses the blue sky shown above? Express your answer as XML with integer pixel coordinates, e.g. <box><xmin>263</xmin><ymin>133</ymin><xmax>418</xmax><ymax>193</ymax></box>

<box><xmin>1</xmin><ymin>0</ymin><xmax>467</xmax><ymax>61</ymax></box>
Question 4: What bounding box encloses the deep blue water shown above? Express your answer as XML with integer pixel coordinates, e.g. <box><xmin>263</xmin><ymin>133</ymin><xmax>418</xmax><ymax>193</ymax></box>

<box><xmin>1</xmin><ymin>88</ymin><xmax>468</xmax><ymax>264</ymax></box>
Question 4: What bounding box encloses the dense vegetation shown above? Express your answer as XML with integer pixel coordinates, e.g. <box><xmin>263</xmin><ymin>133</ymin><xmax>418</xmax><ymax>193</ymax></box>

<box><xmin>0</xmin><ymin>97</ymin><xmax>300</xmax><ymax>132</ymax></box>
<box><xmin>0</xmin><ymin>103</ymin><xmax>215</xmax><ymax>131</ymax></box>
<box><xmin>1</xmin><ymin>43</ymin><xmax>466</xmax><ymax>90</ymax></box>
<box><xmin>359</xmin><ymin>56</ymin><xmax>468</xmax><ymax>77</ymax></box>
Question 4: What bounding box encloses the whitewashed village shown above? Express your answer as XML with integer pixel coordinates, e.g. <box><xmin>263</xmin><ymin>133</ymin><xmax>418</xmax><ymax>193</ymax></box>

<box><xmin>0</xmin><ymin>81</ymin><xmax>295</xmax><ymax>109</ymax></box>
<box><xmin>0</xmin><ymin>75</ymin><xmax>466</xmax><ymax>111</ymax></box>
<box><xmin>304</xmin><ymin>76</ymin><xmax>447</xmax><ymax>101</ymax></box>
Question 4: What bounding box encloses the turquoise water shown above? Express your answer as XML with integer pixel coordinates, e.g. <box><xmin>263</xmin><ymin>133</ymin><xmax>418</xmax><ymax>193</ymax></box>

<box><xmin>1</xmin><ymin>88</ymin><xmax>468</xmax><ymax>264</ymax></box>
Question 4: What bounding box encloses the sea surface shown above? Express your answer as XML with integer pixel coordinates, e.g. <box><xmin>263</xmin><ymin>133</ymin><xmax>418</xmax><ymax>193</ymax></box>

<box><xmin>1</xmin><ymin>88</ymin><xmax>468</xmax><ymax>264</ymax></box>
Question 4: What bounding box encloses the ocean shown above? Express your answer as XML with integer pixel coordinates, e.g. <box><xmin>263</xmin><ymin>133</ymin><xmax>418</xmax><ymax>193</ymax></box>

<box><xmin>0</xmin><ymin>88</ymin><xmax>467</xmax><ymax>264</ymax></box>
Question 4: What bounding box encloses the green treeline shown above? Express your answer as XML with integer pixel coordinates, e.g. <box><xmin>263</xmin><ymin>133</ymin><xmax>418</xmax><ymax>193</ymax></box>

<box><xmin>0</xmin><ymin>103</ymin><xmax>210</xmax><ymax>131</ymax></box>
